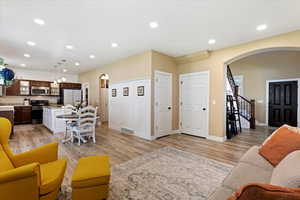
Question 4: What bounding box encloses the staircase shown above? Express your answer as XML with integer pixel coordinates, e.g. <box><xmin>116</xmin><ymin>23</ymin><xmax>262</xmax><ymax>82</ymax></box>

<box><xmin>226</xmin><ymin>65</ymin><xmax>256</xmax><ymax>138</ymax></box>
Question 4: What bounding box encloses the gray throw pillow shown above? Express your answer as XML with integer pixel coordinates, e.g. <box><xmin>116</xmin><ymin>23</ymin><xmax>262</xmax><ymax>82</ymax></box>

<box><xmin>270</xmin><ymin>150</ymin><xmax>300</xmax><ymax>188</ymax></box>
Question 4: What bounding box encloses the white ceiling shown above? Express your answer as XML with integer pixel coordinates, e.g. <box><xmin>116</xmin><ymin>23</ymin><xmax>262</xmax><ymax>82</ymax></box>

<box><xmin>0</xmin><ymin>0</ymin><xmax>300</xmax><ymax>74</ymax></box>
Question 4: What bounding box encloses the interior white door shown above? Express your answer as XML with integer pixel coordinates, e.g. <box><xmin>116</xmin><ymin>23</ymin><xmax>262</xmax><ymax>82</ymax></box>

<box><xmin>180</xmin><ymin>72</ymin><xmax>209</xmax><ymax>138</ymax></box>
<box><xmin>155</xmin><ymin>71</ymin><xmax>172</xmax><ymax>138</ymax></box>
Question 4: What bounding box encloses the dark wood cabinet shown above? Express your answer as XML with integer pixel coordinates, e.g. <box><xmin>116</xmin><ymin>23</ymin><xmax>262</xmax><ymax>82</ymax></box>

<box><xmin>60</xmin><ymin>82</ymin><xmax>81</xmax><ymax>89</ymax></box>
<box><xmin>5</xmin><ymin>80</ymin><xmax>20</xmax><ymax>96</ymax></box>
<box><xmin>31</xmin><ymin>80</ymin><xmax>51</xmax><ymax>87</ymax></box>
<box><xmin>14</xmin><ymin>106</ymin><xmax>32</xmax><ymax>124</ymax></box>
<box><xmin>5</xmin><ymin>79</ymin><xmax>80</xmax><ymax>96</ymax></box>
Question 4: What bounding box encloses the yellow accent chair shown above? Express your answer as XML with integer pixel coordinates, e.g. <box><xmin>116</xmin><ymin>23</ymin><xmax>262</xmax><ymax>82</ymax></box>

<box><xmin>0</xmin><ymin>117</ymin><xmax>67</xmax><ymax>200</ymax></box>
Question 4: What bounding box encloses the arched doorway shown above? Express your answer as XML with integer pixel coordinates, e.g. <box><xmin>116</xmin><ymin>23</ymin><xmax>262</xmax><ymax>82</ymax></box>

<box><xmin>99</xmin><ymin>74</ymin><xmax>109</xmax><ymax>124</ymax></box>
<box><xmin>224</xmin><ymin>47</ymin><xmax>300</xmax><ymax>138</ymax></box>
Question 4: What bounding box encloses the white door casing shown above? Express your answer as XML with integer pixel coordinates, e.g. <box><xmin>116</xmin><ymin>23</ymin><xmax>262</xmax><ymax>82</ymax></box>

<box><xmin>179</xmin><ymin>71</ymin><xmax>209</xmax><ymax>138</ymax></box>
<box><xmin>154</xmin><ymin>71</ymin><xmax>173</xmax><ymax>138</ymax></box>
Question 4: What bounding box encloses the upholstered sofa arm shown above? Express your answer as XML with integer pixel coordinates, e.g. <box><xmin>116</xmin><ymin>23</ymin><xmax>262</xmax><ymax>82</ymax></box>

<box><xmin>0</xmin><ymin>163</ymin><xmax>40</xmax><ymax>200</ymax></box>
<box><xmin>0</xmin><ymin>163</ymin><xmax>40</xmax><ymax>184</ymax></box>
<box><xmin>11</xmin><ymin>142</ymin><xmax>58</xmax><ymax>167</ymax></box>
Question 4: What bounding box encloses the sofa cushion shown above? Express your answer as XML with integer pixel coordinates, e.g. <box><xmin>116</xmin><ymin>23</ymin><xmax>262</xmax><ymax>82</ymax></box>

<box><xmin>239</xmin><ymin>146</ymin><xmax>274</xmax><ymax>171</ymax></box>
<box><xmin>271</xmin><ymin>150</ymin><xmax>300</xmax><ymax>188</ymax></box>
<box><xmin>223</xmin><ymin>162</ymin><xmax>272</xmax><ymax>190</ymax></box>
<box><xmin>40</xmin><ymin>159</ymin><xmax>67</xmax><ymax>195</ymax></box>
<box><xmin>259</xmin><ymin>125</ymin><xmax>300</xmax><ymax>166</ymax></box>
<box><xmin>208</xmin><ymin>186</ymin><xmax>233</xmax><ymax>200</ymax></box>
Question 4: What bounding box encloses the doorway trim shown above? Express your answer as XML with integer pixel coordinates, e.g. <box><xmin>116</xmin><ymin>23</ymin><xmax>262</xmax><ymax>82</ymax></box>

<box><xmin>154</xmin><ymin>70</ymin><xmax>173</xmax><ymax>138</ymax></box>
<box><xmin>179</xmin><ymin>71</ymin><xmax>210</xmax><ymax>138</ymax></box>
<box><xmin>266</xmin><ymin>78</ymin><xmax>300</xmax><ymax>127</ymax></box>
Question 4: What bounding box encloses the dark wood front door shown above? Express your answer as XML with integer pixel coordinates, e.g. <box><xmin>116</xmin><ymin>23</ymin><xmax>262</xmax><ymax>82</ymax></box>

<box><xmin>269</xmin><ymin>81</ymin><xmax>298</xmax><ymax>127</ymax></box>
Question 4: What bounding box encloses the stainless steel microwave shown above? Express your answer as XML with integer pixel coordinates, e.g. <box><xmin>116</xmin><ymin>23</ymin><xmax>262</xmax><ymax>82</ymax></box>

<box><xmin>31</xmin><ymin>86</ymin><xmax>50</xmax><ymax>96</ymax></box>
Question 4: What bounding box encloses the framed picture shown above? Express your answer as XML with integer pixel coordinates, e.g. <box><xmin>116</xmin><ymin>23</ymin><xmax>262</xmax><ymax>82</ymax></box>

<box><xmin>123</xmin><ymin>87</ymin><xmax>129</xmax><ymax>96</ymax></box>
<box><xmin>137</xmin><ymin>86</ymin><xmax>144</xmax><ymax>96</ymax></box>
<box><xmin>112</xmin><ymin>88</ymin><xmax>117</xmax><ymax>97</ymax></box>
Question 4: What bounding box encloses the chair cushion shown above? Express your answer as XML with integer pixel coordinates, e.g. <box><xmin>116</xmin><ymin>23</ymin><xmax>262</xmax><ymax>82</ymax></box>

<box><xmin>208</xmin><ymin>186</ymin><xmax>234</xmax><ymax>200</ymax></box>
<box><xmin>271</xmin><ymin>150</ymin><xmax>300</xmax><ymax>188</ymax></box>
<box><xmin>239</xmin><ymin>146</ymin><xmax>274</xmax><ymax>171</ymax></box>
<box><xmin>40</xmin><ymin>159</ymin><xmax>67</xmax><ymax>195</ymax></box>
<box><xmin>223</xmin><ymin>162</ymin><xmax>272</xmax><ymax>190</ymax></box>
<box><xmin>72</xmin><ymin>155</ymin><xmax>110</xmax><ymax>188</ymax></box>
<box><xmin>0</xmin><ymin>145</ymin><xmax>14</xmax><ymax>172</ymax></box>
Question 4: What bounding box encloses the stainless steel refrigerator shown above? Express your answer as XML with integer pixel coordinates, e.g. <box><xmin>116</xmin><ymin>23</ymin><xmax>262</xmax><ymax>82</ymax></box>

<box><xmin>61</xmin><ymin>89</ymin><xmax>82</xmax><ymax>105</ymax></box>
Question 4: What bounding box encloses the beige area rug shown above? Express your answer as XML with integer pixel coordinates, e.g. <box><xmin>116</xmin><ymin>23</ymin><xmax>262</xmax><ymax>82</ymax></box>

<box><xmin>59</xmin><ymin>147</ymin><xmax>233</xmax><ymax>200</ymax></box>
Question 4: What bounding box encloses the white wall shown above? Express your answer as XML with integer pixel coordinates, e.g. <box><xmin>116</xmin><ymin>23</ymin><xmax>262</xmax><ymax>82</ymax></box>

<box><xmin>109</xmin><ymin>78</ymin><xmax>151</xmax><ymax>140</ymax></box>
<box><xmin>11</xmin><ymin>67</ymin><xmax>79</xmax><ymax>82</ymax></box>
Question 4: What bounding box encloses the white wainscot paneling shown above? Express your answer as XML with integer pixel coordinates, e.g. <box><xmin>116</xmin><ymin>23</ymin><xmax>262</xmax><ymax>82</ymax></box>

<box><xmin>109</xmin><ymin>79</ymin><xmax>151</xmax><ymax>140</ymax></box>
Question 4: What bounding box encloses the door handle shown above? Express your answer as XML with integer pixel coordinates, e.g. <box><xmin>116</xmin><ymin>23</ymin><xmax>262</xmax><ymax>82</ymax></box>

<box><xmin>202</xmin><ymin>108</ymin><xmax>206</xmax><ymax>111</ymax></box>
<box><xmin>168</xmin><ymin>106</ymin><xmax>172</xmax><ymax>110</ymax></box>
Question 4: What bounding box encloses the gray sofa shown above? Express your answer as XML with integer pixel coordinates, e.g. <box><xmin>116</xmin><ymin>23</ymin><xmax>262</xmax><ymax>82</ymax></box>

<box><xmin>208</xmin><ymin>145</ymin><xmax>276</xmax><ymax>199</ymax></box>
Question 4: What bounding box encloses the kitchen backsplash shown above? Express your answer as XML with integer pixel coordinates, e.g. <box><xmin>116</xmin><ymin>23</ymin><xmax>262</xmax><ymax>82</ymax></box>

<box><xmin>0</xmin><ymin>96</ymin><xmax>59</xmax><ymax>105</ymax></box>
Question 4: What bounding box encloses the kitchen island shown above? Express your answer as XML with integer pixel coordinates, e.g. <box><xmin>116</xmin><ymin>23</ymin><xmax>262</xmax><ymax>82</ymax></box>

<box><xmin>43</xmin><ymin>106</ymin><xmax>72</xmax><ymax>134</ymax></box>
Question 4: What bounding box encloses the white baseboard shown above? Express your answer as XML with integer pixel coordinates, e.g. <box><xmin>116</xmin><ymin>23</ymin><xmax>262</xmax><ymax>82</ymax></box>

<box><xmin>207</xmin><ymin>135</ymin><xmax>227</xmax><ymax>142</ymax></box>
<box><xmin>172</xmin><ymin>129</ymin><xmax>181</xmax><ymax>134</ymax></box>
<box><xmin>256</xmin><ymin>122</ymin><xmax>267</xmax><ymax>126</ymax></box>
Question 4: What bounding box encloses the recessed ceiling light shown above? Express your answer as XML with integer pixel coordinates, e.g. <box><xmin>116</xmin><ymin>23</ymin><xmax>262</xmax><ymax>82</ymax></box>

<box><xmin>256</xmin><ymin>24</ymin><xmax>267</xmax><ymax>31</ymax></box>
<box><xmin>33</xmin><ymin>18</ymin><xmax>45</xmax><ymax>25</ymax></box>
<box><xmin>20</xmin><ymin>64</ymin><xmax>26</xmax><ymax>67</ymax></box>
<box><xmin>111</xmin><ymin>43</ymin><xmax>118</xmax><ymax>48</ymax></box>
<box><xmin>208</xmin><ymin>39</ymin><xmax>216</xmax><ymax>45</ymax></box>
<box><xmin>65</xmin><ymin>45</ymin><xmax>73</xmax><ymax>50</ymax></box>
<box><xmin>149</xmin><ymin>21</ymin><xmax>159</xmax><ymax>29</ymax></box>
<box><xmin>27</xmin><ymin>41</ymin><xmax>36</xmax><ymax>46</ymax></box>
<box><xmin>89</xmin><ymin>54</ymin><xmax>95</xmax><ymax>59</ymax></box>
<box><xmin>75</xmin><ymin>62</ymin><xmax>80</xmax><ymax>66</ymax></box>
<box><xmin>24</xmin><ymin>53</ymin><xmax>31</xmax><ymax>58</ymax></box>
<box><xmin>63</xmin><ymin>69</ymin><xmax>67</xmax><ymax>72</ymax></box>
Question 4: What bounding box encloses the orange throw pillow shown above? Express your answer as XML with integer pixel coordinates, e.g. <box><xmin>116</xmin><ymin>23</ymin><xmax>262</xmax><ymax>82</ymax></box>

<box><xmin>228</xmin><ymin>183</ymin><xmax>300</xmax><ymax>200</ymax></box>
<box><xmin>259</xmin><ymin>126</ymin><xmax>300</xmax><ymax>166</ymax></box>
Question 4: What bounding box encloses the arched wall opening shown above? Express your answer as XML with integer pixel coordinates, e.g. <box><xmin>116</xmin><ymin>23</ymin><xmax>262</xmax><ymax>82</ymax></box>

<box><xmin>223</xmin><ymin>47</ymin><xmax>300</xmax><ymax>139</ymax></box>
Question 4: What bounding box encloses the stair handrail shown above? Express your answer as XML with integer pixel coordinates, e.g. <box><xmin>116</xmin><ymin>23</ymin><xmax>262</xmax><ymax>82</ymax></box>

<box><xmin>227</xmin><ymin>65</ymin><xmax>256</xmax><ymax>129</ymax></box>
<box><xmin>236</xmin><ymin>95</ymin><xmax>256</xmax><ymax>129</ymax></box>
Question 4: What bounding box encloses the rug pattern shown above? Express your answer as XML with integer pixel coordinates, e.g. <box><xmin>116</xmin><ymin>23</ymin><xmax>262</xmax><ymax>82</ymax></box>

<box><xmin>59</xmin><ymin>147</ymin><xmax>233</xmax><ymax>200</ymax></box>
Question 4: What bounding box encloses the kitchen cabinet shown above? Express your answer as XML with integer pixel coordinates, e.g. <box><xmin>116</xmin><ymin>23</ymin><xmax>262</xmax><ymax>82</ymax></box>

<box><xmin>5</xmin><ymin>79</ymin><xmax>80</xmax><ymax>96</ymax></box>
<box><xmin>31</xmin><ymin>80</ymin><xmax>51</xmax><ymax>87</ymax></box>
<box><xmin>60</xmin><ymin>82</ymin><xmax>81</xmax><ymax>89</ymax></box>
<box><xmin>43</xmin><ymin>107</ymin><xmax>71</xmax><ymax>134</ymax></box>
<box><xmin>5</xmin><ymin>80</ymin><xmax>20</xmax><ymax>96</ymax></box>
<box><xmin>14</xmin><ymin>106</ymin><xmax>32</xmax><ymax>124</ymax></box>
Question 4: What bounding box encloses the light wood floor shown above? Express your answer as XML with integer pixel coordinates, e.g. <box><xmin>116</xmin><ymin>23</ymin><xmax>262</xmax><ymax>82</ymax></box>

<box><xmin>9</xmin><ymin>123</ymin><xmax>273</xmax><ymax>185</ymax></box>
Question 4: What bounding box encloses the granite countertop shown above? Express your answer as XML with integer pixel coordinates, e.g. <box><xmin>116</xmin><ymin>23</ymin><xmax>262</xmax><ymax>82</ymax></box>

<box><xmin>0</xmin><ymin>104</ymin><xmax>32</xmax><ymax>107</ymax></box>
<box><xmin>0</xmin><ymin>106</ymin><xmax>14</xmax><ymax>111</ymax></box>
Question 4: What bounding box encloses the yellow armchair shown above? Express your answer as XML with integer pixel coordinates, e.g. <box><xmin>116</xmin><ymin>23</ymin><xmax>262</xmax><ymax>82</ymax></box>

<box><xmin>0</xmin><ymin>117</ymin><xmax>67</xmax><ymax>200</ymax></box>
